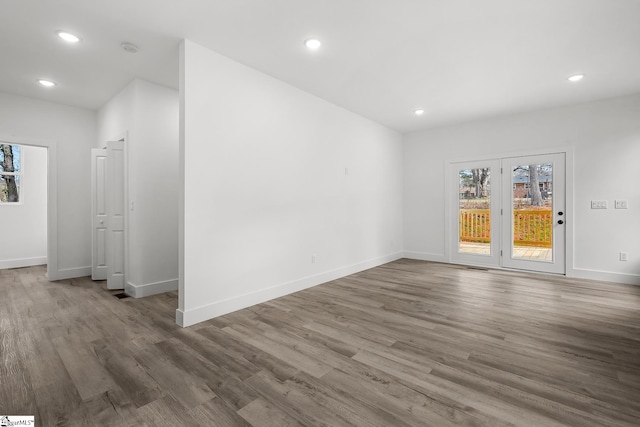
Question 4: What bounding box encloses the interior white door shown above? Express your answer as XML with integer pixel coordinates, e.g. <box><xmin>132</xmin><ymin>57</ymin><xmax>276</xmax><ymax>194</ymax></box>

<box><xmin>106</xmin><ymin>140</ymin><xmax>125</xmax><ymax>289</ymax></box>
<box><xmin>91</xmin><ymin>148</ymin><xmax>107</xmax><ymax>280</ymax></box>
<box><xmin>501</xmin><ymin>153</ymin><xmax>566</xmax><ymax>274</ymax></box>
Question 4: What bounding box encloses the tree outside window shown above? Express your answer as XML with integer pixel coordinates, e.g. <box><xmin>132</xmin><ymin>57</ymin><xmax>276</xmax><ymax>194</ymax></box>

<box><xmin>0</xmin><ymin>144</ymin><xmax>22</xmax><ymax>203</ymax></box>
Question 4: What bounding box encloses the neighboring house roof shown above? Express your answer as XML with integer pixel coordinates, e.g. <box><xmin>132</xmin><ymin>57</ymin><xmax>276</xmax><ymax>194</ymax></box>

<box><xmin>512</xmin><ymin>175</ymin><xmax>552</xmax><ymax>184</ymax></box>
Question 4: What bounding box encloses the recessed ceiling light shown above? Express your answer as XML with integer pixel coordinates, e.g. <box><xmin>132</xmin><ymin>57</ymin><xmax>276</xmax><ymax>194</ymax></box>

<box><xmin>568</xmin><ymin>74</ymin><xmax>584</xmax><ymax>82</ymax></box>
<box><xmin>57</xmin><ymin>31</ymin><xmax>80</xmax><ymax>43</ymax></box>
<box><xmin>414</xmin><ymin>109</ymin><xmax>425</xmax><ymax>116</ymax></box>
<box><xmin>121</xmin><ymin>42</ymin><xmax>139</xmax><ymax>53</ymax></box>
<box><xmin>38</xmin><ymin>79</ymin><xmax>56</xmax><ymax>87</ymax></box>
<box><xmin>304</xmin><ymin>38</ymin><xmax>322</xmax><ymax>50</ymax></box>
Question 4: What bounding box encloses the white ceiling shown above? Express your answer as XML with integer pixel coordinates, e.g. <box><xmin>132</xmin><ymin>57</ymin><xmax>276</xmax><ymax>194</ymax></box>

<box><xmin>1</xmin><ymin>0</ymin><xmax>639</xmax><ymax>133</ymax></box>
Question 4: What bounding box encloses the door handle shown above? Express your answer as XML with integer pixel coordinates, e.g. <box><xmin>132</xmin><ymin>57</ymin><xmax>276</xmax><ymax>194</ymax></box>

<box><xmin>557</xmin><ymin>220</ymin><xmax>564</xmax><ymax>225</ymax></box>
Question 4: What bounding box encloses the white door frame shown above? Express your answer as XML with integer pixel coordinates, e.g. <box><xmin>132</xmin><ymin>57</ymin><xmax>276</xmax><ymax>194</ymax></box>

<box><xmin>0</xmin><ymin>133</ymin><xmax>59</xmax><ymax>280</ymax></box>
<box><xmin>447</xmin><ymin>147</ymin><xmax>574</xmax><ymax>276</ymax></box>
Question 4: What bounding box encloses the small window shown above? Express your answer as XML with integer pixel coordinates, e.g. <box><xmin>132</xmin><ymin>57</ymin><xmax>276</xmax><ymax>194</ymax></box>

<box><xmin>0</xmin><ymin>144</ymin><xmax>22</xmax><ymax>203</ymax></box>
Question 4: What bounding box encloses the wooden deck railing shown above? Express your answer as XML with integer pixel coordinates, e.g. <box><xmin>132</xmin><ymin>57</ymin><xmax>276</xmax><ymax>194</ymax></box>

<box><xmin>513</xmin><ymin>210</ymin><xmax>553</xmax><ymax>247</ymax></box>
<box><xmin>459</xmin><ymin>210</ymin><xmax>491</xmax><ymax>243</ymax></box>
<box><xmin>459</xmin><ymin>209</ymin><xmax>552</xmax><ymax>247</ymax></box>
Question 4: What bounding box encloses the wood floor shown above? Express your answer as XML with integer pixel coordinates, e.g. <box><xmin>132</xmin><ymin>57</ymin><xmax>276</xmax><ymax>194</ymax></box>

<box><xmin>1</xmin><ymin>260</ymin><xmax>640</xmax><ymax>426</ymax></box>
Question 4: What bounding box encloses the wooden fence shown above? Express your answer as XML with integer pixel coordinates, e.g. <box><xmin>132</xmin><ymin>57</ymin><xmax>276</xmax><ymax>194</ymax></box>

<box><xmin>459</xmin><ymin>209</ymin><xmax>552</xmax><ymax>247</ymax></box>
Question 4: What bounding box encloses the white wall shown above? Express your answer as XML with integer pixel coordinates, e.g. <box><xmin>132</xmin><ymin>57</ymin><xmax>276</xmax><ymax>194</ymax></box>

<box><xmin>404</xmin><ymin>93</ymin><xmax>640</xmax><ymax>284</ymax></box>
<box><xmin>98</xmin><ymin>79</ymin><xmax>179</xmax><ymax>297</ymax></box>
<box><xmin>0</xmin><ymin>145</ymin><xmax>47</xmax><ymax>269</ymax></box>
<box><xmin>179</xmin><ymin>40</ymin><xmax>404</xmax><ymax>327</ymax></box>
<box><xmin>0</xmin><ymin>92</ymin><xmax>96</xmax><ymax>279</ymax></box>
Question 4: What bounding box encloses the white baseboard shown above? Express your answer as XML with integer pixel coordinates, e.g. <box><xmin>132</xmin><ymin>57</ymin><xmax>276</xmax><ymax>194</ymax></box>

<box><xmin>0</xmin><ymin>256</ymin><xmax>47</xmax><ymax>270</ymax></box>
<box><xmin>51</xmin><ymin>266</ymin><xmax>91</xmax><ymax>281</ymax></box>
<box><xmin>403</xmin><ymin>251</ymin><xmax>448</xmax><ymax>263</ymax></box>
<box><xmin>126</xmin><ymin>278</ymin><xmax>179</xmax><ymax>298</ymax></box>
<box><xmin>175</xmin><ymin>308</ymin><xmax>184</xmax><ymax>327</ymax></box>
<box><xmin>404</xmin><ymin>253</ymin><xmax>640</xmax><ymax>286</ymax></box>
<box><xmin>176</xmin><ymin>252</ymin><xmax>404</xmax><ymax>327</ymax></box>
<box><xmin>569</xmin><ymin>268</ymin><xmax>640</xmax><ymax>286</ymax></box>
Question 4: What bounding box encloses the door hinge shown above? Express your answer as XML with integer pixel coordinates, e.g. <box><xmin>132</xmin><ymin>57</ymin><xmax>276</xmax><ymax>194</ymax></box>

<box><xmin>500</xmin><ymin>250</ymin><xmax>503</xmax><ymax>256</ymax></box>
<box><xmin>501</xmin><ymin>208</ymin><xmax>503</xmax><ymax>215</ymax></box>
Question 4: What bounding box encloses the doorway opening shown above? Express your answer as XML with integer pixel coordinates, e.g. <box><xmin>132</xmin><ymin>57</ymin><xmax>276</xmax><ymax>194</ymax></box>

<box><xmin>0</xmin><ymin>136</ymin><xmax>56</xmax><ymax>277</ymax></box>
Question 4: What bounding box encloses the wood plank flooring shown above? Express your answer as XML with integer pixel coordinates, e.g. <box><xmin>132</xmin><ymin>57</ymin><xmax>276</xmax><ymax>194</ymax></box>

<box><xmin>1</xmin><ymin>260</ymin><xmax>640</xmax><ymax>426</ymax></box>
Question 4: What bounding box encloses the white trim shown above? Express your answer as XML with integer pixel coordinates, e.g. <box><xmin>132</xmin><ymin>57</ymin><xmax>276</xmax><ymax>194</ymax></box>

<box><xmin>404</xmin><ymin>252</ymin><xmax>511</xmax><ymax>271</ymax></box>
<box><xmin>178</xmin><ymin>40</ymin><xmax>186</xmax><ymax>316</ymax></box>
<box><xmin>0</xmin><ymin>256</ymin><xmax>47</xmax><ymax>270</ymax></box>
<box><xmin>47</xmin><ymin>142</ymin><xmax>58</xmax><ymax>280</ymax></box>
<box><xmin>403</xmin><ymin>256</ymin><xmax>639</xmax><ymax>286</ymax></box>
<box><xmin>447</xmin><ymin>145</ymin><xmax>573</xmax><ymax>164</ymax></box>
<box><xmin>569</xmin><ymin>268</ymin><xmax>640</xmax><ymax>286</ymax></box>
<box><xmin>175</xmin><ymin>308</ymin><xmax>184</xmax><ymax>327</ymax></box>
<box><xmin>126</xmin><ymin>279</ymin><xmax>179</xmax><ymax>298</ymax></box>
<box><xmin>403</xmin><ymin>251</ymin><xmax>447</xmax><ymax>263</ymax></box>
<box><xmin>0</xmin><ymin>134</ymin><xmax>58</xmax><ymax>281</ymax></box>
<box><xmin>563</xmin><ymin>146</ymin><xmax>576</xmax><ymax>280</ymax></box>
<box><xmin>56</xmin><ymin>266</ymin><xmax>91</xmax><ymax>280</ymax></box>
<box><xmin>176</xmin><ymin>252</ymin><xmax>404</xmax><ymax>327</ymax></box>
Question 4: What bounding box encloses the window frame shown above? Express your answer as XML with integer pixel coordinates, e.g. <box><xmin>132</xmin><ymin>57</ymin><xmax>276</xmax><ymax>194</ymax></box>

<box><xmin>0</xmin><ymin>143</ymin><xmax>24</xmax><ymax>204</ymax></box>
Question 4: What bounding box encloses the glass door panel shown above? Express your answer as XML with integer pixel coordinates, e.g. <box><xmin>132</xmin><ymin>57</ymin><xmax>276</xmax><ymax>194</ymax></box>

<box><xmin>511</xmin><ymin>163</ymin><xmax>553</xmax><ymax>261</ymax></box>
<box><xmin>458</xmin><ymin>168</ymin><xmax>491</xmax><ymax>255</ymax></box>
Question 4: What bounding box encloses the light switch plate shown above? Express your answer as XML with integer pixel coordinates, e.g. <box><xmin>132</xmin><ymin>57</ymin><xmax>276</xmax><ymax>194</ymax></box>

<box><xmin>615</xmin><ymin>200</ymin><xmax>628</xmax><ymax>209</ymax></box>
<box><xmin>591</xmin><ymin>200</ymin><xmax>607</xmax><ymax>209</ymax></box>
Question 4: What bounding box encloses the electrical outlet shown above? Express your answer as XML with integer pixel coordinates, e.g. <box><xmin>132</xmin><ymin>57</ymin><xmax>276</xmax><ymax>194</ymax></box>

<box><xmin>620</xmin><ymin>252</ymin><xmax>628</xmax><ymax>261</ymax></box>
<box><xmin>311</xmin><ymin>255</ymin><xmax>316</xmax><ymax>264</ymax></box>
<box><xmin>615</xmin><ymin>200</ymin><xmax>628</xmax><ymax>209</ymax></box>
<box><xmin>591</xmin><ymin>200</ymin><xmax>607</xmax><ymax>209</ymax></box>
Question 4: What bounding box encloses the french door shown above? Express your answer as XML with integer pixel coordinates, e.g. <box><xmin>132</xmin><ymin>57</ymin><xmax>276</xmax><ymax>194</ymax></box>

<box><xmin>451</xmin><ymin>159</ymin><xmax>501</xmax><ymax>267</ymax></box>
<box><xmin>501</xmin><ymin>153</ymin><xmax>565</xmax><ymax>274</ymax></box>
<box><xmin>451</xmin><ymin>153</ymin><xmax>566</xmax><ymax>274</ymax></box>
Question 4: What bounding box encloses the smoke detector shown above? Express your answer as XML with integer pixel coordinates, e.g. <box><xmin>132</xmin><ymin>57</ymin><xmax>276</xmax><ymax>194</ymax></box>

<box><xmin>120</xmin><ymin>42</ymin><xmax>139</xmax><ymax>53</ymax></box>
